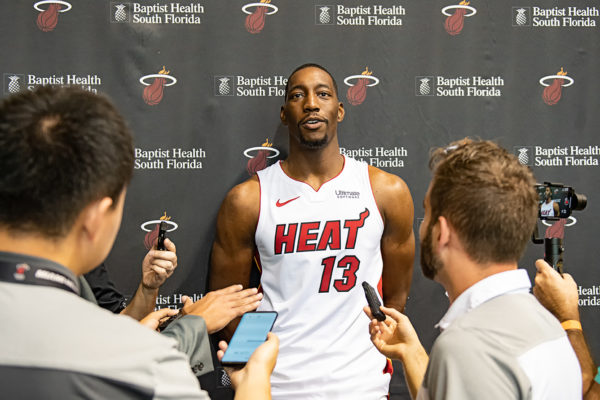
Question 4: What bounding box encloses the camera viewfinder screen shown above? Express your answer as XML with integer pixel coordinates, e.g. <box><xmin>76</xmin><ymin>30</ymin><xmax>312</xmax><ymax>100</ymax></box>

<box><xmin>537</xmin><ymin>185</ymin><xmax>571</xmax><ymax>219</ymax></box>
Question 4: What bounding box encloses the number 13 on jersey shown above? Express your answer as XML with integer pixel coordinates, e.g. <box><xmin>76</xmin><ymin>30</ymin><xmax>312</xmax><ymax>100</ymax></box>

<box><xmin>319</xmin><ymin>255</ymin><xmax>360</xmax><ymax>293</ymax></box>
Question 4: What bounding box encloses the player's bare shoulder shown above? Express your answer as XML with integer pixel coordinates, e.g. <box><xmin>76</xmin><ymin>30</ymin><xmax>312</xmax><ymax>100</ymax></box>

<box><xmin>368</xmin><ymin>165</ymin><xmax>411</xmax><ymax>203</ymax></box>
<box><xmin>218</xmin><ymin>175</ymin><xmax>260</xmax><ymax>229</ymax></box>
<box><xmin>367</xmin><ymin>165</ymin><xmax>414</xmax><ymax>224</ymax></box>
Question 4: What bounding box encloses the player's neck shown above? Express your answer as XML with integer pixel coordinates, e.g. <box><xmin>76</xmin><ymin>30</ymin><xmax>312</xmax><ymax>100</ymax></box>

<box><xmin>282</xmin><ymin>145</ymin><xmax>344</xmax><ymax>190</ymax></box>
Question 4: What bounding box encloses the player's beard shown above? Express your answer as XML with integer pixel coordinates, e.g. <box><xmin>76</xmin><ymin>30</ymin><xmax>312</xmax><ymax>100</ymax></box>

<box><xmin>297</xmin><ymin>123</ymin><xmax>330</xmax><ymax>149</ymax></box>
<box><xmin>420</xmin><ymin>220</ymin><xmax>444</xmax><ymax>280</ymax></box>
<box><xmin>299</xmin><ymin>134</ymin><xmax>328</xmax><ymax>149</ymax></box>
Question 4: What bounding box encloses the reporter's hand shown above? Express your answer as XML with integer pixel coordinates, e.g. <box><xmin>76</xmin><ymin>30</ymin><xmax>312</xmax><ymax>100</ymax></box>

<box><xmin>140</xmin><ymin>308</ymin><xmax>179</xmax><ymax>331</ymax></box>
<box><xmin>217</xmin><ymin>332</ymin><xmax>279</xmax><ymax>390</ymax></box>
<box><xmin>363</xmin><ymin>305</ymin><xmax>422</xmax><ymax>362</ymax></box>
<box><xmin>141</xmin><ymin>238</ymin><xmax>178</xmax><ymax>290</ymax></box>
<box><xmin>181</xmin><ymin>285</ymin><xmax>263</xmax><ymax>334</ymax></box>
<box><xmin>533</xmin><ymin>259</ymin><xmax>580</xmax><ymax>322</ymax></box>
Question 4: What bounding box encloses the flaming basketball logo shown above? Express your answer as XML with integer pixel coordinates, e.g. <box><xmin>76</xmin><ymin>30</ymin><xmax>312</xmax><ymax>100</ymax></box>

<box><xmin>344</xmin><ymin>67</ymin><xmax>380</xmax><ymax>106</ymax></box>
<box><xmin>442</xmin><ymin>1</ymin><xmax>477</xmax><ymax>36</ymax></box>
<box><xmin>244</xmin><ymin>139</ymin><xmax>280</xmax><ymax>175</ymax></box>
<box><xmin>141</xmin><ymin>212</ymin><xmax>179</xmax><ymax>250</ymax></box>
<box><xmin>34</xmin><ymin>1</ymin><xmax>72</xmax><ymax>32</ymax></box>
<box><xmin>540</xmin><ymin>67</ymin><xmax>573</xmax><ymax>106</ymax></box>
<box><xmin>242</xmin><ymin>0</ymin><xmax>279</xmax><ymax>34</ymax></box>
<box><xmin>139</xmin><ymin>66</ymin><xmax>178</xmax><ymax>106</ymax></box>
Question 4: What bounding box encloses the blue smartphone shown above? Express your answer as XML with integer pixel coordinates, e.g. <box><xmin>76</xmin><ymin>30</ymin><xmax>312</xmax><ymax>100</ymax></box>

<box><xmin>221</xmin><ymin>311</ymin><xmax>277</xmax><ymax>366</ymax></box>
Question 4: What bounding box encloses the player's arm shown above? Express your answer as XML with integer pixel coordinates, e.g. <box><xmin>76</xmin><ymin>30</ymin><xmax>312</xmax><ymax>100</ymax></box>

<box><xmin>553</xmin><ymin>202</ymin><xmax>560</xmax><ymax>216</ymax></box>
<box><xmin>369</xmin><ymin>166</ymin><xmax>415</xmax><ymax>312</ymax></box>
<box><xmin>209</xmin><ymin>177</ymin><xmax>260</xmax><ymax>340</ymax></box>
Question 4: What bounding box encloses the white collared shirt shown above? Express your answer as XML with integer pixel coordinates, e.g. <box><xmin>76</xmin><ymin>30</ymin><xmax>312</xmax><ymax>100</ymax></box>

<box><xmin>418</xmin><ymin>268</ymin><xmax>581</xmax><ymax>400</ymax></box>
<box><xmin>436</xmin><ymin>269</ymin><xmax>531</xmax><ymax>331</ymax></box>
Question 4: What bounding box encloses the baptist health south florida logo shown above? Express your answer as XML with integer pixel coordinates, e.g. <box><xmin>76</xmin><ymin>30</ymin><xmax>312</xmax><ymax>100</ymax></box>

<box><xmin>4</xmin><ymin>74</ymin><xmax>25</xmax><ymax>95</ymax></box>
<box><xmin>214</xmin><ymin>74</ymin><xmax>287</xmax><ymax>97</ymax></box>
<box><xmin>340</xmin><ymin>145</ymin><xmax>407</xmax><ymax>168</ymax></box>
<box><xmin>110</xmin><ymin>2</ymin><xmax>205</xmax><ymax>24</ymax></box>
<box><xmin>515</xmin><ymin>145</ymin><xmax>600</xmax><ymax>167</ymax></box>
<box><xmin>134</xmin><ymin>146</ymin><xmax>206</xmax><ymax>170</ymax></box>
<box><xmin>34</xmin><ymin>1</ymin><xmax>72</xmax><ymax>32</ymax></box>
<box><xmin>315</xmin><ymin>4</ymin><xmax>405</xmax><ymax>26</ymax></box>
<box><xmin>4</xmin><ymin>72</ymin><xmax>101</xmax><ymax>95</ymax></box>
<box><xmin>512</xmin><ymin>6</ymin><xmax>598</xmax><ymax>28</ymax></box>
<box><xmin>415</xmin><ymin>75</ymin><xmax>504</xmax><ymax>97</ymax></box>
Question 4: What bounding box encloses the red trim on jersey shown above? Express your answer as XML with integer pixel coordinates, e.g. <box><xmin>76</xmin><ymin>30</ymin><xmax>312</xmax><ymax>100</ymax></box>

<box><xmin>367</xmin><ymin>165</ymin><xmax>385</xmax><ymax>223</ymax></box>
<box><xmin>255</xmin><ymin>174</ymin><xmax>262</xmax><ymax>232</ymax></box>
<box><xmin>253</xmin><ymin>250</ymin><xmax>263</xmax><ymax>293</ymax></box>
<box><xmin>383</xmin><ymin>358</ymin><xmax>394</xmax><ymax>375</ymax></box>
<box><xmin>276</xmin><ymin>156</ymin><xmax>347</xmax><ymax>193</ymax></box>
<box><xmin>377</xmin><ymin>276</ymin><xmax>383</xmax><ymax>298</ymax></box>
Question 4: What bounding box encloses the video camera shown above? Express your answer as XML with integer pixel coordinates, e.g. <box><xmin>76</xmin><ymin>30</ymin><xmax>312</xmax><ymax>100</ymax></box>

<box><xmin>535</xmin><ymin>182</ymin><xmax>587</xmax><ymax>220</ymax></box>
<box><xmin>532</xmin><ymin>182</ymin><xmax>587</xmax><ymax>272</ymax></box>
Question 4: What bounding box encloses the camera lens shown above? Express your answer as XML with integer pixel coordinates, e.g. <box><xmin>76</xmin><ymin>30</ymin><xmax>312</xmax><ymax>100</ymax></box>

<box><xmin>572</xmin><ymin>193</ymin><xmax>587</xmax><ymax>211</ymax></box>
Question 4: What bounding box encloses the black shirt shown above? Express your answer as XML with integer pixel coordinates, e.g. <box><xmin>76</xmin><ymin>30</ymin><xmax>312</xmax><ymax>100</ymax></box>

<box><xmin>83</xmin><ymin>263</ymin><xmax>127</xmax><ymax>313</ymax></box>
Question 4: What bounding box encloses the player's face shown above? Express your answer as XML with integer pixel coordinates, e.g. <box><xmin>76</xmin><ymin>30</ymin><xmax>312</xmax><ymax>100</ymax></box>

<box><xmin>419</xmin><ymin>189</ymin><xmax>444</xmax><ymax>280</ymax></box>
<box><xmin>281</xmin><ymin>67</ymin><xmax>344</xmax><ymax>149</ymax></box>
<box><xmin>545</xmin><ymin>186</ymin><xmax>552</xmax><ymax>201</ymax></box>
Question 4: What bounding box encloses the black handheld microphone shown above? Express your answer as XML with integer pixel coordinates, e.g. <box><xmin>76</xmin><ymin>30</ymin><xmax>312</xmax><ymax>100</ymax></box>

<box><xmin>362</xmin><ymin>281</ymin><xmax>386</xmax><ymax>322</ymax></box>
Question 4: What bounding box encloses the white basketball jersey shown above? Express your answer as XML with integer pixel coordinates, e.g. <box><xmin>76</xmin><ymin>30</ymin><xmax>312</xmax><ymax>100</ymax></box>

<box><xmin>540</xmin><ymin>200</ymin><xmax>555</xmax><ymax>217</ymax></box>
<box><xmin>255</xmin><ymin>156</ymin><xmax>390</xmax><ymax>400</ymax></box>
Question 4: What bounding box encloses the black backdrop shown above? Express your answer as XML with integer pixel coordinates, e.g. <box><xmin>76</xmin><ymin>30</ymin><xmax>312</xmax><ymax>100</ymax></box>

<box><xmin>2</xmin><ymin>1</ymin><xmax>599</xmax><ymax>397</ymax></box>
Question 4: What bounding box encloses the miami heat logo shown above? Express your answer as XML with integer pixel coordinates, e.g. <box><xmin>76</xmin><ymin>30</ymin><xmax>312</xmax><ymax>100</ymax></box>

<box><xmin>244</xmin><ymin>138</ymin><xmax>280</xmax><ymax>175</ymax></box>
<box><xmin>34</xmin><ymin>0</ymin><xmax>72</xmax><ymax>32</ymax></box>
<box><xmin>141</xmin><ymin>212</ymin><xmax>179</xmax><ymax>250</ymax></box>
<box><xmin>539</xmin><ymin>67</ymin><xmax>573</xmax><ymax>106</ymax></box>
<box><xmin>242</xmin><ymin>0</ymin><xmax>279</xmax><ymax>34</ymax></box>
<box><xmin>139</xmin><ymin>66</ymin><xmax>177</xmax><ymax>106</ymax></box>
<box><xmin>13</xmin><ymin>263</ymin><xmax>30</xmax><ymax>281</ymax></box>
<box><xmin>344</xmin><ymin>67</ymin><xmax>380</xmax><ymax>106</ymax></box>
<box><xmin>442</xmin><ymin>1</ymin><xmax>477</xmax><ymax>36</ymax></box>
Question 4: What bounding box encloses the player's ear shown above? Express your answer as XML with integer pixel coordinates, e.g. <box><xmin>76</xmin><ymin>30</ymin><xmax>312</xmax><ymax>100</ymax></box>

<box><xmin>337</xmin><ymin>102</ymin><xmax>345</xmax><ymax>122</ymax></box>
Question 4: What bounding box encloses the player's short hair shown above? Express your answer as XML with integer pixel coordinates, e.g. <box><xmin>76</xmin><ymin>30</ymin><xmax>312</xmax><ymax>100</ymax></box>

<box><xmin>428</xmin><ymin>138</ymin><xmax>538</xmax><ymax>264</ymax></box>
<box><xmin>284</xmin><ymin>63</ymin><xmax>339</xmax><ymax>100</ymax></box>
<box><xmin>0</xmin><ymin>86</ymin><xmax>134</xmax><ymax>237</ymax></box>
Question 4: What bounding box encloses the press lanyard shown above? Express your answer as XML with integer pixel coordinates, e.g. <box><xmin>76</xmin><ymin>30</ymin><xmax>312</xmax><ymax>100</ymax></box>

<box><xmin>0</xmin><ymin>259</ymin><xmax>80</xmax><ymax>295</ymax></box>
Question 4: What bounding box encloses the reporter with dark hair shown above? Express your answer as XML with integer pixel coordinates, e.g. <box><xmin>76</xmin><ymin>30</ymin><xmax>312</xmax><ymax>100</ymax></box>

<box><xmin>0</xmin><ymin>86</ymin><xmax>277</xmax><ymax>399</ymax></box>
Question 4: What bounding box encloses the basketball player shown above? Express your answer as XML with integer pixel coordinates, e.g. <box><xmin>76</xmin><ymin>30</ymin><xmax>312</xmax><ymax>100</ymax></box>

<box><xmin>210</xmin><ymin>64</ymin><xmax>415</xmax><ymax>399</ymax></box>
<box><xmin>540</xmin><ymin>186</ymin><xmax>560</xmax><ymax>217</ymax></box>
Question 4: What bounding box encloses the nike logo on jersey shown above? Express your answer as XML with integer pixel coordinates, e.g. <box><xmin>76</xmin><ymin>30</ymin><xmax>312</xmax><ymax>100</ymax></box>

<box><xmin>276</xmin><ymin>196</ymin><xmax>300</xmax><ymax>207</ymax></box>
